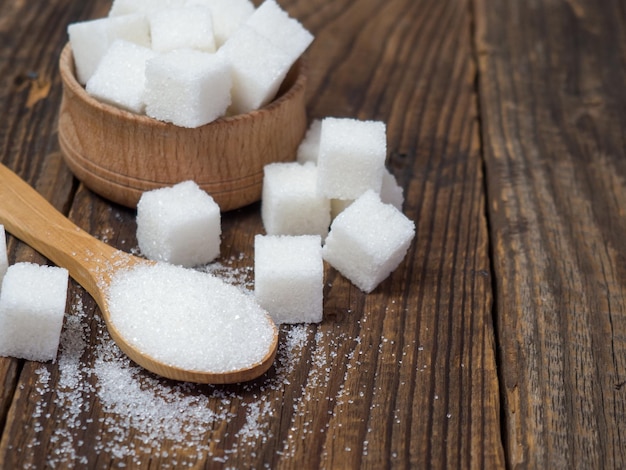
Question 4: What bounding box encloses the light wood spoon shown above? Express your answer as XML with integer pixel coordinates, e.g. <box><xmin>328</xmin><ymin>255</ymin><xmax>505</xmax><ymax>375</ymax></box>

<box><xmin>0</xmin><ymin>163</ymin><xmax>278</xmax><ymax>384</ymax></box>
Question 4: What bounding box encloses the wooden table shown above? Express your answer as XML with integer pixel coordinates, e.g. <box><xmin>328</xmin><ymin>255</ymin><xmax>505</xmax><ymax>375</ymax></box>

<box><xmin>1</xmin><ymin>0</ymin><xmax>624</xmax><ymax>467</ymax></box>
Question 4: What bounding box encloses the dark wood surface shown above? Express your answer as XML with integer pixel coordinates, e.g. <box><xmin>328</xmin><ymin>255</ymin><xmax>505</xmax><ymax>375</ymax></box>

<box><xmin>0</xmin><ymin>0</ymin><xmax>622</xmax><ymax>468</ymax></box>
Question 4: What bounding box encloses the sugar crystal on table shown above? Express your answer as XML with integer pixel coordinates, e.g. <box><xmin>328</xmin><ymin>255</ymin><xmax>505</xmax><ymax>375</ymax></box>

<box><xmin>218</xmin><ymin>25</ymin><xmax>292</xmax><ymax>114</ymax></box>
<box><xmin>296</xmin><ymin>119</ymin><xmax>322</xmax><ymax>164</ymax></box>
<box><xmin>254</xmin><ymin>234</ymin><xmax>323</xmax><ymax>324</ymax></box>
<box><xmin>144</xmin><ymin>49</ymin><xmax>231</xmax><ymax>128</ymax></box>
<box><xmin>245</xmin><ymin>0</ymin><xmax>314</xmax><ymax>62</ymax></box>
<box><xmin>262</xmin><ymin>162</ymin><xmax>331</xmax><ymax>238</ymax></box>
<box><xmin>0</xmin><ymin>225</ymin><xmax>7</xmax><ymax>289</ymax></box>
<box><xmin>136</xmin><ymin>180</ymin><xmax>221</xmax><ymax>267</ymax></box>
<box><xmin>149</xmin><ymin>5</ymin><xmax>216</xmax><ymax>53</ymax></box>
<box><xmin>186</xmin><ymin>0</ymin><xmax>255</xmax><ymax>47</ymax></box>
<box><xmin>68</xmin><ymin>14</ymin><xmax>150</xmax><ymax>85</ymax></box>
<box><xmin>0</xmin><ymin>263</ymin><xmax>69</xmax><ymax>362</ymax></box>
<box><xmin>107</xmin><ymin>263</ymin><xmax>275</xmax><ymax>372</ymax></box>
<box><xmin>322</xmin><ymin>190</ymin><xmax>415</xmax><ymax>293</ymax></box>
<box><xmin>317</xmin><ymin>117</ymin><xmax>387</xmax><ymax>200</ymax></box>
<box><xmin>86</xmin><ymin>39</ymin><xmax>156</xmax><ymax>114</ymax></box>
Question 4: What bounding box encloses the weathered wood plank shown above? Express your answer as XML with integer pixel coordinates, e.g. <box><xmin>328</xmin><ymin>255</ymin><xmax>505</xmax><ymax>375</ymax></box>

<box><xmin>475</xmin><ymin>0</ymin><xmax>626</xmax><ymax>467</ymax></box>
<box><xmin>0</xmin><ymin>0</ymin><xmax>502</xmax><ymax>468</ymax></box>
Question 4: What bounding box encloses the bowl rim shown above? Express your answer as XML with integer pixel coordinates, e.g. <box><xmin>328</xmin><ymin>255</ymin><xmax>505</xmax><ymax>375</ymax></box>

<box><xmin>58</xmin><ymin>42</ymin><xmax>308</xmax><ymax>129</ymax></box>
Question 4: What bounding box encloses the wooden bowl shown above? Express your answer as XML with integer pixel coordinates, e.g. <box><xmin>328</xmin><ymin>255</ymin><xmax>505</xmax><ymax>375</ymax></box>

<box><xmin>57</xmin><ymin>43</ymin><xmax>307</xmax><ymax>211</ymax></box>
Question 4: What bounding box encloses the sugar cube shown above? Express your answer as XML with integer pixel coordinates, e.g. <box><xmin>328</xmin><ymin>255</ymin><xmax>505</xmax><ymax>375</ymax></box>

<box><xmin>86</xmin><ymin>39</ymin><xmax>156</xmax><ymax>114</ymax></box>
<box><xmin>262</xmin><ymin>162</ymin><xmax>331</xmax><ymax>238</ymax></box>
<box><xmin>322</xmin><ymin>190</ymin><xmax>415</xmax><ymax>293</ymax></box>
<box><xmin>218</xmin><ymin>25</ymin><xmax>292</xmax><ymax>114</ymax></box>
<box><xmin>0</xmin><ymin>225</ymin><xmax>7</xmax><ymax>289</ymax></box>
<box><xmin>296</xmin><ymin>119</ymin><xmax>322</xmax><ymax>164</ymax></box>
<box><xmin>0</xmin><ymin>263</ymin><xmax>69</xmax><ymax>362</ymax></box>
<box><xmin>149</xmin><ymin>5</ymin><xmax>216</xmax><ymax>53</ymax></box>
<box><xmin>317</xmin><ymin>117</ymin><xmax>387</xmax><ymax>200</ymax></box>
<box><xmin>185</xmin><ymin>0</ymin><xmax>255</xmax><ymax>47</ymax></box>
<box><xmin>136</xmin><ymin>181</ymin><xmax>221</xmax><ymax>267</ymax></box>
<box><xmin>245</xmin><ymin>0</ymin><xmax>314</xmax><ymax>62</ymax></box>
<box><xmin>144</xmin><ymin>49</ymin><xmax>231</xmax><ymax>128</ymax></box>
<box><xmin>255</xmin><ymin>234</ymin><xmax>323</xmax><ymax>324</ymax></box>
<box><xmin>68</xmin><ymin>14</ymin><xmax>150</xmax><ymax>85</ymax></box>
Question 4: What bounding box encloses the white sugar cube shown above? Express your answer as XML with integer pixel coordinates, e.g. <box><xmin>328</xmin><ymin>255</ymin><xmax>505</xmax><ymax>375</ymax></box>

<box><xmin>381</xmin><ymin>168</ymin><xmax>404</xmax><ymax>210</ymax></box>
<box><xmin>144</xmin><ymin>49</ymin><xmax>231</xmax><ymax>128</ymax></box>
<box><xmin>136</xmin><ymin>181</ymin><xmax>221</xmax><ymax>267</ymax></box>
<box><xmin>86</xmin><ymin>40</ymin><xmax>156</xmax><ymax>114</ymax></box>
<box><xmin>322</xmin><ymin>190</ymin><xmax>415</xmax><ymax>293</ymax></box>
<box><xmin>262</xmin><ymin>162</ymin><xmax>331</xmax><ymax>238</ymax></box>
<box><xmin>296</xmin><ymin>119</ymin><xmax>322</xmax><ymax>164</ymax></box>
<box><xmin>245</xmin><ymin>0</ymin><xmax>313</xmax><ymax>62</ymax></box>
<box><xmin>0</xmin><ymin>263</ymin><xmax>69</xmax><ymax>362</ymax></box>
<box><xmin>68</xmin><ymin>14</ymin><xmax>150</xmax><ymax>84</ymax></box>
<box><xmin>109</xmin><ymin>0</ymin><xmax>185</xmax><ymax>16</ymax></box>
<box><xmin>149</xmin><ymin>6</ymin><xmax>216</xmax><ymax>53</ymax></box>
<box><xmin>218</xmin><ymin>25</ymin><xmax>292</xmax><ymax>114</ymax></box>
<box><xmin>255</xmin><ymin>234</ymin><xmax>323</xmax><ymax>324</ymax></box>
<box><xmin>317</xmin><ymin>117</ymin><xmax>387</xmax><ymax>200</ymax></box>
<box><xmin>0</xmin><ymin>225</ymin><xmax>7</xmax><ymax>289</ymax></box>
<box><xmin>185</xmin><ymin>0</ymin><xmax>255</xmax><ymax>47</ymax></box>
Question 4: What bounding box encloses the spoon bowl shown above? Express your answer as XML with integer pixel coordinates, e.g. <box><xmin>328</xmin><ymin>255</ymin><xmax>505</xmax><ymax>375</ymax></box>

<box><xmin>0</xmin><ymin>163</ymin><xmax>278</xmax><ymax>384</ymax></box>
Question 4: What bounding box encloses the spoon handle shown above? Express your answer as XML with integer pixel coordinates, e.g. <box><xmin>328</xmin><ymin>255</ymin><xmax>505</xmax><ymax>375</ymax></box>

<box><xmin>0</xmin><ymin>163</ymin><xmax>132</xmax><ymax>300</ymax></box>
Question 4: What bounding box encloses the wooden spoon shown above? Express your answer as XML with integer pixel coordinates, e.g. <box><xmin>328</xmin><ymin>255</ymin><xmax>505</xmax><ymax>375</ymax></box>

<box><xmin>0</xmin><ymin>163</ymin><xmax>278</xmax><ymax>384</ymax></box>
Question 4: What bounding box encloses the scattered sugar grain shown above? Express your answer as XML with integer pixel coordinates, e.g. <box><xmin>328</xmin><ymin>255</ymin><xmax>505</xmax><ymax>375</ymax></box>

<box><xmin>20</xmin><ymin>261</ymin><xmax>353</xmax><ymax>466</ymax></box>
<box><xmin>107</xmin><ymin>263</ymin><xmax>275</xmax><ymax>372</ymax></box>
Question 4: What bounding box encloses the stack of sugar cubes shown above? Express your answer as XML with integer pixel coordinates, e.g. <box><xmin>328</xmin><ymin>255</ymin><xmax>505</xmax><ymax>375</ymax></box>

<box><xmin>132</xmin><ymin>118</ymin><xmax>414</xmax><ymax>328</ymax></box>
<box><xmin>0</xmin><ymin>225</ymin><xmax>70</xmax><ymax>362</ymax></box>
<box><xmin>67</xmin><ymin>0</ymin><xmax>313</xmax><ymax>127</ymax></box>
<box><xmin>258</xmin><ymin>116</ymin><xmax>415</xmax><ymax>324</ymax></box>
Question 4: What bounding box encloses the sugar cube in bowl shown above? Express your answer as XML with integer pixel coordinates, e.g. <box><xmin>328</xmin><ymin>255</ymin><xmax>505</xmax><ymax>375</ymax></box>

<box><xmin>57</xmin><ymin>43</ymin><xmax>307</xmax><ymax>211</ymax></box>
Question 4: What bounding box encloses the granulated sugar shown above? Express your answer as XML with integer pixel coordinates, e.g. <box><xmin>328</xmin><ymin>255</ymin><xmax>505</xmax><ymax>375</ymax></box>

<box><xmin>107</xmin><ymin>262</ymin><xmax>275</xmax><ymax>373</ymax></box>
<box><xmin>21</xmin><ymin>269</ymin><xmax>317</xmax><ymax>467</ymax></box>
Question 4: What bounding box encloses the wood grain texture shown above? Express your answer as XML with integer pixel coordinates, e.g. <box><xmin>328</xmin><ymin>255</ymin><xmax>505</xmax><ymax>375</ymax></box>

<box><xmin>475</xmin><ymin>0</ymin><xmax>626</xmax><ymax>467</ymax></box>
<box><xmin>0</xmin><ymin>0</ymin><xmax>502</xmax><ymax>468</ymax></box>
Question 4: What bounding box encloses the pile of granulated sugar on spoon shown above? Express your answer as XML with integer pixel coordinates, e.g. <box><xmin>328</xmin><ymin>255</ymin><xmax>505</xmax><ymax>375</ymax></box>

<box><xmin>0</xmin><ymin>163</ymin><xmax>278</xmax><ymax>384</ymax></box>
